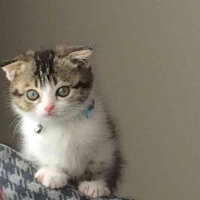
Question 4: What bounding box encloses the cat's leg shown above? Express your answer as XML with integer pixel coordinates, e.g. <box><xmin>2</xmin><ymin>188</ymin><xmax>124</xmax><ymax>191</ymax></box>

<box><xmin>20</xmin><ymin>143</ymin><xmax>38</xmax><ymax>162</ymax></box>
<box><xmin>79</xmin><ymin>179</ymin><xmax>110</xmax><ymax>198</ymax></box>
<box><xmin>34</xmin><ymin>167</ymin><xmax>68</xmax><ymax>189</ymax></box>
<box><xmin>78</xmin><ymin>150</ymin><xmax>122</xmax><ymax>198</ymax></box>
<box><xmin>78</xmin><ymin>163</ymin><xmax>111</xmax><ymax>198</ymax></box>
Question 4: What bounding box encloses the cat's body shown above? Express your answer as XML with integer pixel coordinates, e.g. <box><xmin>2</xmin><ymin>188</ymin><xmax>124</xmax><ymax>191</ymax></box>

<box><xmin>21</xmin><ymin>94</ymin><xmax>119</xmax><ymax>184</ymax></box>
<box><xmin>1</xmin><ymin>45</ymin><xmax>122</xmax><ymax>198</ymax></box>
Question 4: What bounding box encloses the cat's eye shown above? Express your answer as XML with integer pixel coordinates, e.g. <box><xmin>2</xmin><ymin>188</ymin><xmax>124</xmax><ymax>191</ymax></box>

<box><xmin>56</xmin><ymin>86</ymin><xmax>70</xmax><ymax>97</ymax></box>
<box><xmin>27</xmin><ymin>90</ymin><xmax>39</xmax><ymax>101</ymax></box>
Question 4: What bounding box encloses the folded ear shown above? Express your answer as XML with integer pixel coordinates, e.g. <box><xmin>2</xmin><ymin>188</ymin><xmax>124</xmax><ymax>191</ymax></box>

<box><xmin>68</xmin><ymin>48</ymin><xmax>93</xmax><ymax>67</ymax></box>
<box><xmin>1</xmin><ymin>60</ymin><xmax>25</xmax><ymax>81</ymax></box>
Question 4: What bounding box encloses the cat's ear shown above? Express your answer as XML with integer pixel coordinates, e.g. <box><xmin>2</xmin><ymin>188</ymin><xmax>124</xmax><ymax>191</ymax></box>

<box><xmin>68</xmin><ymin>48</ymin><xmax>93</xmax><ymax>68</ymax></box>
<box><xmin>1</xmin><ymin>60</ymin><xmax>25</xmax><ymax>81</ymax></box>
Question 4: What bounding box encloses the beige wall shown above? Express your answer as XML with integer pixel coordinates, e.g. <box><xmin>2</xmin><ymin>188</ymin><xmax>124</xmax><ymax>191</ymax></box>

<box><xmin>0</xmin><ymin>1</ymin><xmax>200</xmax><ymax>200</ymax></box>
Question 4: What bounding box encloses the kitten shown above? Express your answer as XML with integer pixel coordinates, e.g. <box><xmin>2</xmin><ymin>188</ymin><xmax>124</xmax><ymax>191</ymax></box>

<box><xmin>0</xmin><ymin>45</ymin><xmax>122</xmax><ymax>198</ymax></box>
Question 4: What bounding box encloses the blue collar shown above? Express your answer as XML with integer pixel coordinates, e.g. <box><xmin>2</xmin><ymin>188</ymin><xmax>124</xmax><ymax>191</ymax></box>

<box><xmin>84</xmin><ymin>100</ymin><xmax>95</xmax><ymax>119</ymax></box>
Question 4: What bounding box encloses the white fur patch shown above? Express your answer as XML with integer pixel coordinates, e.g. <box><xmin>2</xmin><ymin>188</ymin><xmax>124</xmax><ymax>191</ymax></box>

<box><xmin>35</xmin><ymin>168</ymin><xmax>68</xmax><ymax>189</ymax></box>
<box><xmin>78</xmin><ymin>180</ymin><xmax>110</xmax><ymax>198</ymax></box>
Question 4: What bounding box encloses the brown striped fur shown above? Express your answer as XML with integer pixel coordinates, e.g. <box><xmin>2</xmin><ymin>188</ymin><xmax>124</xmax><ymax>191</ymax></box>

<box><xmin>1</xmin><ymin>45</ymin><xmax>93</xmax><ymax>112</ymax></box>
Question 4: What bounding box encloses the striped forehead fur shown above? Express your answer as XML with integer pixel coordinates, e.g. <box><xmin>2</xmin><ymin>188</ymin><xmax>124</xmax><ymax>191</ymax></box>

<box><xmin>34</xmin><ymin>50</ymin><xmax>56</xmax><ymax>85</ymax></box>
<box><xmin>31</xmin><ymin>47</ymin><xmax>93</xmax><ymax>88</ymax></box>
<box><xmin>4</xmin><ymin>46</ymin><xmax>94</xmax><ymax>111</ymax></box>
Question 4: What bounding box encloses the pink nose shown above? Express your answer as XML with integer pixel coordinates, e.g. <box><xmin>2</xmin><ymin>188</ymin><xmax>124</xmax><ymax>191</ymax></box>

<box><xmin>44</xmin><ymin>105</ymin><xmax>54</xmax><ymax>113</ymax></box>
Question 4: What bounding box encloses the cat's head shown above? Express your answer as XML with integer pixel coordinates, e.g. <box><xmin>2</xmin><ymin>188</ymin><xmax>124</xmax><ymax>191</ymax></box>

<box><xmin>1</xmin><ymin>45</ymin><xmax>93</xmax><ymax>121</ymax></box>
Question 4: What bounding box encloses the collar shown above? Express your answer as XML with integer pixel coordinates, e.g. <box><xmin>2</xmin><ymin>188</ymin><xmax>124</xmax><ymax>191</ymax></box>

<box><xmin>84</xmin><ymin>99</ymin><xmax>95</xmax><ymax>119</ymax></box>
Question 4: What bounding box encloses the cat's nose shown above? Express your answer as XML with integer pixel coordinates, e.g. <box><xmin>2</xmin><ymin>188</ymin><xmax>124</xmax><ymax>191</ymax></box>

<box><xmin>44</xmin><ymin>105</ymin><xmax>54</xmax><ymax>114</ymax></box>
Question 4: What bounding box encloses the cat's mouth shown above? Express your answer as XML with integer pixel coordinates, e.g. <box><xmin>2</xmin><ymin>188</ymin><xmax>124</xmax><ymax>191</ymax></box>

<box><xmin>43</xmin><ymin>108</ymin><xmax>55</xmax><ymax>117</ymax></box>
<box><xmin>37</xmin><ymin>110</ymin><xmax>56</xmax><ymax>119</ymax></box>
<box><xmin>44</xmin><ymin>112</ymin><xmax>54</xmax><ymax>117</ymax></box>
<box><xmin>36</xmin><ymin>112</ymin><xmax>59</xmax><ymax>122</ymax></box>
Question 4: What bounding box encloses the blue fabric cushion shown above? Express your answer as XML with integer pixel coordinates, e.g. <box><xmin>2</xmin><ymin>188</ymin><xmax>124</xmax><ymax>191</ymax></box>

<box><xmin>0</xmin><ymin>144</ymin><xmax>133</xmax><ymax>200</ymax></box>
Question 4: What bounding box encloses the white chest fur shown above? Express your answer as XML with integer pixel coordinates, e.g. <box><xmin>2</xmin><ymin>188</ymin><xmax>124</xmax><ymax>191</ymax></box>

<box><xmin>21</xmin><ymin>117</ymin><xmax>95</xmax><ymax>176</ymax></box>
<box><xmin>21</xmin><ymin>108</ymin><xmax>114</xmax><ymax>178</ymax></box>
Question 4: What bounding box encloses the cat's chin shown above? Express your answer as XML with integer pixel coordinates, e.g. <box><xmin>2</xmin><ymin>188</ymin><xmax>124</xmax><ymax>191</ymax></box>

<box><xmin>24</xmin><ymin>112</ymin><xmax>59</xmax><ymax>124</ymax></box>
<box><xmin>39</xmin><ymin>113</ymin><xmax>58</xmax><ymax>121</ymax></box>
<box><xmin>43</xmin><ymin>113</ymin><xmax>55</xmax><ymax>117</ymax></box>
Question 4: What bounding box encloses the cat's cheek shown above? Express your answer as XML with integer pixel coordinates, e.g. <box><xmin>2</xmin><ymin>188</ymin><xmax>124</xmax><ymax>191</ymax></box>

<box><xmin>13</xmin><ymin>98</ymin><xmax>34</xmax><ymax>113</ymax></box>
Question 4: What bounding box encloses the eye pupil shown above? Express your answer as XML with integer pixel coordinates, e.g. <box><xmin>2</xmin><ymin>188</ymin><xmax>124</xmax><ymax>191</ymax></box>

<box><xmin>57</xmin><ymin>86</ymin><xmax>69</xmax><ymax>97</ymax></box>
<box><xmin>27</xmin><ymin>90</ymin><xmax>39</xmax><ymax>100</ymax></box>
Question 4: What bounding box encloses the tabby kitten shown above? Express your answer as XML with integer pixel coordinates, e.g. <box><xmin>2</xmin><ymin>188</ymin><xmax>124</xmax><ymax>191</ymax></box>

<box><xmin>1</xmin><ymin>45</ymin><xmax>122</xmax><ymax>198</ymax></box>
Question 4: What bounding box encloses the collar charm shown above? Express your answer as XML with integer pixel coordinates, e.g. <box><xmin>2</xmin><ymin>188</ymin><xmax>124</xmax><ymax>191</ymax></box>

<box><xmin>34</xmin><ymin>124</ymin><xmax>43</xmax><ymax>134</ymax></box>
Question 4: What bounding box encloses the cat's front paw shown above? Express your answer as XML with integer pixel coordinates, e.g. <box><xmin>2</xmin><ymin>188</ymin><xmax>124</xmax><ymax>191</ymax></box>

<box><xmin>78</xmin><ymin>180</ymin><xmax>110</xmax><ymax>198</ymax></box>
<box><xmin>35</xmin><ymin>168</ymin><xmax>68</xmax><ymax>189</ymax></box>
